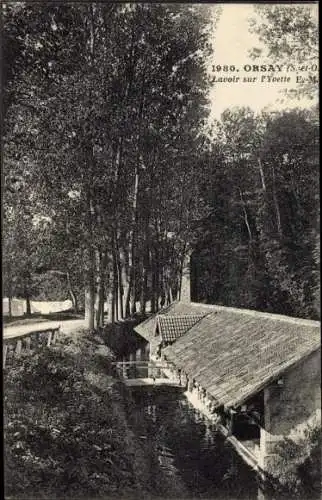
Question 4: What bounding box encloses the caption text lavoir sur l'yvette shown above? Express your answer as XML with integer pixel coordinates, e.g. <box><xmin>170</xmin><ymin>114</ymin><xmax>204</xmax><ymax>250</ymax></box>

<box><xmin>211</xmin><ymin>63</ymin><xmax>318</xmax><ymax>84</ymax></box>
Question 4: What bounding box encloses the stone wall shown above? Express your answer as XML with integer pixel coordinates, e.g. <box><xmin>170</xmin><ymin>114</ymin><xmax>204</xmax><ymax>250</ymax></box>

<box><xmin>265</xmin><ymin>349</ymin><xmax>321</xmax><ymax>436</ymax></box>
<box><xmin>259</xmin><ymin>348</ymin><xmax>321</xmax><ymax>470</ymax></box>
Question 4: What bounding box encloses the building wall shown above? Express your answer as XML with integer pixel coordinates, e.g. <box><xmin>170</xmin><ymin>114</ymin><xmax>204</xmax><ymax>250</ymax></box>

<box><xmin>265</xmin><ymin>349</ymin><xmax>321</xmax><ymax>436</ymax></box>
<box><xmin>259</xmin><ymin>349</ymin><xmax>321</xmax><ymax>470</ymax></box>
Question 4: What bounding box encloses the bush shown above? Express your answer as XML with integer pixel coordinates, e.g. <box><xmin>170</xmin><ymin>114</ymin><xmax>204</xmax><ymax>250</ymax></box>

<box><xmin>4</xmin><ymin>332</ymin><xmax>161</xmax><ymax>499</ymax></box>
<box><xmin>267</xmin><ymin>420</ymin><xmax>321</xmax><ymax>499</ymax></box>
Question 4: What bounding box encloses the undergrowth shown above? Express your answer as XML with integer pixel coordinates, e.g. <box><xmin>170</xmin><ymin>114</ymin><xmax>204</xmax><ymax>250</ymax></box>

<box><xmin>4</xmin><ymin>331</ymin><xmax>183</xmax><ymax>499</ymax></box>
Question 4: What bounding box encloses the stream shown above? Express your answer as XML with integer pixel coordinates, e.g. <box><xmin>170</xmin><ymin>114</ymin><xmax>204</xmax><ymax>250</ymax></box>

<box><xmin>130</xmin><ymin>385</ymin><xmax>259</xmax><ymax>499</ymax></box>
<box><xmin>116</xmin><ymin>330</ymin><xmax>261</xmax><ymax>499</ymax></box>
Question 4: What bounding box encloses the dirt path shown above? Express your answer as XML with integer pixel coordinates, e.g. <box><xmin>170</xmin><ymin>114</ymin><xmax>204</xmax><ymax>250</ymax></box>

<box><xmin>3</xmin><ymin>319</ymin><xmax>86</xmax><ymax>339</ymax></box>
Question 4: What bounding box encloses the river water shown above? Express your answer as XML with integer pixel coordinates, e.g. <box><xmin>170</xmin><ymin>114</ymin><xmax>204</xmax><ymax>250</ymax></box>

<box><xmin>130</xmin><ymin>386</ymin><xmax>259</xmax><ymax>499</ymax></box>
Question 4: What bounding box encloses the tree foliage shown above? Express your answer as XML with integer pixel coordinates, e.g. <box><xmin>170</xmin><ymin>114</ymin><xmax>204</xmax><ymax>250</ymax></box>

<box><xmin>267</xmin><ymin>421</ymin><xmax>321</xmax><ymax>498</ymax></box>
<box><xmin>3</xmin><ymin>3</ymin><xmax>318</xmax><ymax>324</ymax></box>
<box><xmin>4</xmin><ymin>333</ymin><xmax>187</xmax><ymax>498</ymax></box>
<box><xmin>3</xmin><ymin>2</ymin><xmax>212</xmax><ymax>325</ymax></box>
<box><xmin>249</xmin><ymin>4</ymin><xmax>319</xmax><ymax>100</ymax></box>
<box><xmin>194</xmin><ymin>107</ymin><xmax>319</xmax><ymax>319</ymax></box>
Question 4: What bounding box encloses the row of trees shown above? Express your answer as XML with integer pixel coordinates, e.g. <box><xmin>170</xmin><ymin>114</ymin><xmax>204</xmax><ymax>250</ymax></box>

<box><xmin>3</xmin><ymin>3</ymin><xmax>319</xmax><ymax>326</ymax></box>
<box><xmin>193</xmin><ymin>106</ymin><xmax>319</xmax><ymax>319</ymax></box>
<box><xmin>3</xmin><ymin>2</ymin><xmax>215</xmax><ymax>327</ymax></box>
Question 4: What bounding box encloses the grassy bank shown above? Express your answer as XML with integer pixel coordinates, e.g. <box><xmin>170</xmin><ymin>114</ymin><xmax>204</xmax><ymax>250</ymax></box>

<box><xmin>4</xmin><ymin>330</ymin><xmax>186</xmax><ymax>499</ymax></box>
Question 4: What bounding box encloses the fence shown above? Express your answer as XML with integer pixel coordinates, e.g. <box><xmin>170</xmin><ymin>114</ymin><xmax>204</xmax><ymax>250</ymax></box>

<box><xmin>3</xmin><ymin>326</ymin><xmax>61</xmax><ymax>369</ymax></box>
<box><xmin>112</xmin><ymin>360</ymin><xmax>175</xmax><ymax>380</ymax></box>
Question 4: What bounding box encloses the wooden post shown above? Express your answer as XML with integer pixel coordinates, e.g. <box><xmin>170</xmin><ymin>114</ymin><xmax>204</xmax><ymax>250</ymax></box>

<box><xmin>122</xmin><ymin>359</ymin><xmax>127</xmax><ymax>379</ymax></box>
<box><xmin>15</xmin><ymin>339</ymin><xmax>22</xmax><ymax>357</ymax></box>
<box><xmin>129</xmin><ymin>352</ymin><xmax>135</xmax><ymax>378</ymax></box>
<box><xmin>136</xmin><ymin>347</ymin><xmax>142</xmax><ymax>361</ymax></box>
<box><xmin>257</xmin><ymin>484</ymin><xmax>269</xmax><ymax>500</ymax></box>
<box><xmin>47</xmin><ymin>331</ymin><xmax>53</xmax><ymax>347</ymax></box>
<box><xmin>25</xmin><ymin>337</ymin><xmax>31</xmax><ymax>352</ymax></box>
<box><xmin>3</xmin><ymin>344</ymin><xmax>8</xmax><ymax>368</ymax></box>
<box><xmin>52</xmin><ymin>329</ymin><xmax>57</xmax><ymax>344</ymax></box>
<box><xmin>228</xmin><ymin>409</ymin><xmax>237</xmax><ymax>436</ymax></box>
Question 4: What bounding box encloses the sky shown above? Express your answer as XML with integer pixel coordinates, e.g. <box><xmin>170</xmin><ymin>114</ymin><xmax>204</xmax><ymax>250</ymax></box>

<box><xmin>208</xmin><ymin>4</ymin><xmax>318</xmax><ymax>121</ymax></box>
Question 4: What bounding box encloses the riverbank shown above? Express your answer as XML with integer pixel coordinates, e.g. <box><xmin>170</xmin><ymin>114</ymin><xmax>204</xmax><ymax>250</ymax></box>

<box><xmin>3</xmin><ymin>329</ymin><xmax>187</xmax><ymax>499</ymax></box>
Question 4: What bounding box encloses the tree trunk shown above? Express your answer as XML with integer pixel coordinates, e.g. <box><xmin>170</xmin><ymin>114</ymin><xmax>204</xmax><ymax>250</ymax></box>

<box><xmin>119</xmin><ymin>246</ymin><xmax>128</xmax><ymax>319</ymax></box>
<box><xmin>125</xmin><ymin>245</ymin><xmax>132</xmax><ymax>318</ymax></box>
<box><xmin>159</xmin><ymin>265</ymin><xmax>166</xmax><ymax>308</ymax></box>
<box><xmin>129</xmin><ymin>167</ymin><xmax>139</xmax><ymax>316</ymax></box>
<box><xmin>125</xmin><ymin>279</ymin><xmax>131</xmax><ymax>318</ymax></box>
<box><xmin>85</xmin><ymin>281</ymin><xmax>95</xmax><ymax>330</ymax></box>
<box><xmin>128</xmin><ymin>64</ymin><xmax>146</xmax><ymax>315</ymax></box>
<box><xmin>8</xmin><ymin>296</ymin><xmax>12</xmax><ymax>318</ymax></box>
<box><xmin>155</xmin><ymin>258</ymin><xmax>160</xmax><ymax>311</ymax></box>
<box><xmin>178</xmin><ymin>262</ymin><xmax>183</xmax><ymax>301</ymax></box>
<box><xmin>151</xmin><ymin>244</ymin><xmax>160</xmax><ymax>311</ymax></box>
<box><xmin>238</xmin><ymin>187</ymin><xmax>253</xmax><ymax>242</ymax></box>
<box><xmin>151</xmin><ymin>249</ymin><xmax>156</xmax><ymax>314</ymax></box>
<box><xmin>118</xmin><ymin>260</ymin><xmax>124</xmax><ymax>319</ymax></box>
<box><xmin>140</xmin><ymin>261</ymin><xmax>148</xmax><ymax>315</ymax></box>
<box><xmin>66</xmin><ymin>272</ymin><xmax>78</xmax><ymax>313</ymax></box>
<box><xmin>95</xmin><ymin>251</ymin><xmax>106</xmax><ymax>329</ymax></box>
<box><xmin>84</xmin><ymin>188</ymin><xmax>96</xmax><ymax>330</ymax></box>
<box><xmin>272</xmin><ymin>165</ymin><xmax>282</xmax><ymax>236</ymax></box>
<box><xmin>113</xmin><ymin>232</ymin><xmax>124</xmax><ymax>320</ymax></box>
<box><xmin>113</xmin><ymin>248</ymin><xmax>119</xmax><ymax>322</ymax></box>
<box><xmin>111</xmin><ymin>270</ymin><xmax>116</xmax><ymax>324</ymax></box>
<box><xmin>106</xmin><ymin>269</ymin><xmax>114</xmax><ymax>323</ymax></box>
<box><xmin>70</xmin><ymin>290</ymin><xmax>78</xmax><ymax>314</ymax></box>
<box><xmin>258</xmin><ymin>158</ymin><xmax>266</xmax><ymax>192</ymax></box>
<box><xmin>167</xmin><ymin>286</ymin><xmax>173</xmax><ymax>305</ymax></box>
<box><xmin>25</xmin><ymin>294</ymin><xmax>31</xmax><ymax>317</ymax></box>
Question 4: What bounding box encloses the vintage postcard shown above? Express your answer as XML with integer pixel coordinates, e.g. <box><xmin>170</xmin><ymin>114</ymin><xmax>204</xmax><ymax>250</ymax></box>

<box><xmin>3</xmin><ymin>2</ymin><xmax>320</xmax><ymax>500</ymax></box>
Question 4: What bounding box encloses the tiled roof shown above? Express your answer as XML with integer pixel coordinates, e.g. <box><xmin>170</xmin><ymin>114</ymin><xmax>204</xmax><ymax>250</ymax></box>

<box><xmin>157</xmin><ymin>314</ymin><xmax>206</xmax><ymax>343</ymax></box>
<box><xmin>134</xmin><ymin>301</ymin><xmax>211</xmax><ymax>342</ymax></box>
<box><xmin>162</xmin><ymin>304</ymin><xmax>320</xmax><ymax>409</ymax></box>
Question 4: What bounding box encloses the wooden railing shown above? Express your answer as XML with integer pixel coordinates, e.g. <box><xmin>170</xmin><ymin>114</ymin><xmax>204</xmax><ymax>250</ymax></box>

<box><xmin>3</xmin><ymin>326</ymin><xmax>61</xmax><ymax>369</ymax></box>
<box><xmin>112</xmin><ymin>360</ymin><xmax>174</xmax><ymax>380</ymax></box>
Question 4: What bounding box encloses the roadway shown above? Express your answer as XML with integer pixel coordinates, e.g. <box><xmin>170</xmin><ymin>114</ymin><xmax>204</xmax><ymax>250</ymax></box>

<box><xmin>3</xmin><ymin>319</ymin><xmax>86</xmax><ymax>339</ymax></box>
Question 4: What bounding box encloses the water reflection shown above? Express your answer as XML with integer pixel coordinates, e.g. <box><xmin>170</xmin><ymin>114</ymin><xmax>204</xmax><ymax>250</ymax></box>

<box><xmin>131</xmin><ymin>387</ymin><xmax>259</xmax><ymax>499</ymax></box>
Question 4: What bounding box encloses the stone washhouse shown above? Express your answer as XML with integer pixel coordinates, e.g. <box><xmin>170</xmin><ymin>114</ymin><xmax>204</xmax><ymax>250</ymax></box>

<box><xmin>134</xmin><ymin>256</ymin><xmax>321</xmax><ymax>474</ymax></box>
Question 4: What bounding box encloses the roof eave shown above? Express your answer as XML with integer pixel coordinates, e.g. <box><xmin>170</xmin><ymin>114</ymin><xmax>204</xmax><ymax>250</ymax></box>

<box><xmin>164</xmin><ymin>345</ymin><xmax>321</xmax><ymax>412</ymax></box>
<box><xmin>224</xmin><ymin>345</ymin><xmax>321</xmax><ymax>410</ymax></box>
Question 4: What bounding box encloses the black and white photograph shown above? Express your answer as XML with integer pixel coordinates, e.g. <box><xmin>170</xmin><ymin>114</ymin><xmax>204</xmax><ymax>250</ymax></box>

<box><xmin>2</xmin><ymin>2</ymin><xmax>320</xmax><ymax>499</ymax></box>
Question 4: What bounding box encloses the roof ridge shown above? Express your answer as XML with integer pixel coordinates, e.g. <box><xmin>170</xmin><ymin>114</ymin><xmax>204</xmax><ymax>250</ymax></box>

<box><xmin>189</xmin><ymin>302</ymin><xmax>320</xmax><ymax>327</ymax></box>
<box><xmin>157</xmin><ymin>313</ymin><xmax>207</xmax><ymax>319</ymax></box>
<box><xmin>158</xmin><ymin>301</ymin><xmax>180</xmax><ymax>314</ymax></box>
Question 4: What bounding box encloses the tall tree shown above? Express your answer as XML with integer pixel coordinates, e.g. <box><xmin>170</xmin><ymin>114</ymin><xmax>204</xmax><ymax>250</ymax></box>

<box><xmin>195</xmin><ymin>107</ymin><xmax>319</xmax><ymax>318</ymax></box>
<box><xmin>3</xmin><ymin>3</ymin><xmax>213</xmax><ymax>326</ymax></box>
